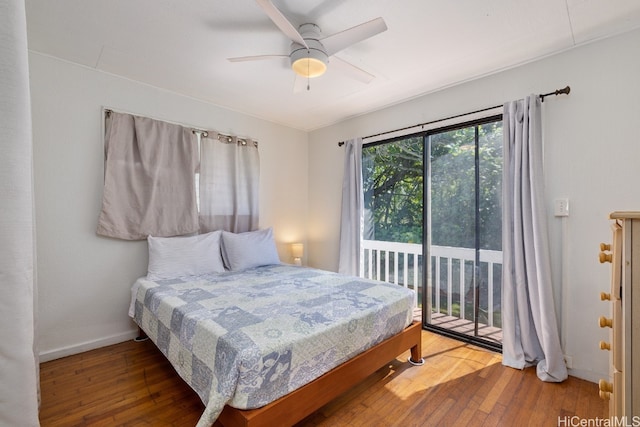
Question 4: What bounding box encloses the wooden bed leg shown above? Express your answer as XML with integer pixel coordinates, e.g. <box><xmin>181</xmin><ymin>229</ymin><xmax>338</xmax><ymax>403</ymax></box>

<box><xmin>134</xmin><ymin>327</ymin><xmax>149</xmax><ymax>342</ymax></box>
<box><xmin>409</xmin><ymin>344</ymin><xmax>424</xmax><ymax>365</ymax></box>
<box><xmin>409</xmin><ymin>327</ymin><xmax>424</xmax><ymax>366</ymax></box>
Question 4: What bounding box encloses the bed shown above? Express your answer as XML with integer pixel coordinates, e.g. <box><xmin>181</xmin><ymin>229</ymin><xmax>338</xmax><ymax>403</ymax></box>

<box><xmin>129</xmin><ymin>229</ymin><xmax>423</xmax><ymax>426</ymax></box>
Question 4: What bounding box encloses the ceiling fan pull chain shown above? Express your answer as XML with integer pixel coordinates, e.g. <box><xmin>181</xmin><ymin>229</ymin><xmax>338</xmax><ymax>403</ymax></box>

<box><xmin>307</xmin><ymin>53</ymin><xmax>311</xmax><ymax>91</ymax></box>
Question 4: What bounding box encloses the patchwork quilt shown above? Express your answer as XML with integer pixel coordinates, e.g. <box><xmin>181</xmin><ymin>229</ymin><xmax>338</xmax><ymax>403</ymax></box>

<box><xmin>131</xmin><ymin>264</ymin><xmax>415</xmax><ymax>426</ymax></box>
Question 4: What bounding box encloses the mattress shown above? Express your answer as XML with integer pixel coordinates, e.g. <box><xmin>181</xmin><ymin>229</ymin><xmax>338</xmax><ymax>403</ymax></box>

<box><xmin>130</xmin><ymin>264</ymin><xmax>415</xmax><ymax>426</ymax></box>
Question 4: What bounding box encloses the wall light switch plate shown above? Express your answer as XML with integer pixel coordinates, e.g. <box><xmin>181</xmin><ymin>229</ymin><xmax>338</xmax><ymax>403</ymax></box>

<box><xmin>554</xmin><ymin>198</ymin><xmax>569</xmax><ymax>217</ymax></box>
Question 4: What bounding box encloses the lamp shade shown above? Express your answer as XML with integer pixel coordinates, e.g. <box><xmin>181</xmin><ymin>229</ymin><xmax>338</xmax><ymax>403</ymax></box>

<box><xmin>291</xmin><ymin>243</ymin><xmax>304</xmax><ymax>258</ymax></box>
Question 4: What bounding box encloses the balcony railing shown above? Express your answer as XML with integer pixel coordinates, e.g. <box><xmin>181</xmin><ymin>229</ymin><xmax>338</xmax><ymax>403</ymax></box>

<box><xmin>360</xmin><ymin>240</ymin><xmax>503</xmax><ymax>328</ymax></box>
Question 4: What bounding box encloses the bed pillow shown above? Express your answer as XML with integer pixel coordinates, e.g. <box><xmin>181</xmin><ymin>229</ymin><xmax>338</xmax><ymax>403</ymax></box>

<box><xmin>221</xmin><ymin>227</ymin><xmax>281</xmax><ymax>271</ymax></box>
<box><xmin>147</xmin><ymin>230</ymin><xmax>225</xmax><ymax>280</ymax></box>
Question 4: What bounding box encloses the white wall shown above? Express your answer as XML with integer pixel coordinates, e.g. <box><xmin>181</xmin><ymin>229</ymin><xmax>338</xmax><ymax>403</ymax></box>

<box><xmin>29</xmin><ymin>53</ymin><xmax>308</xmax><ymax>361</ymax></box>
<box><xmin>307</xmin><ymin>28</ymin><xmax>640</xmax><ymax>382</ymax></box>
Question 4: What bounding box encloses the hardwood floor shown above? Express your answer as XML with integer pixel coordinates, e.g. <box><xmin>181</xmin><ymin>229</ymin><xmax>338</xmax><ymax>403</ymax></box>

<box><xmin>39</xmin><ymin>330</ymin><xmax>607</xmax><ymax>426</ymax></box>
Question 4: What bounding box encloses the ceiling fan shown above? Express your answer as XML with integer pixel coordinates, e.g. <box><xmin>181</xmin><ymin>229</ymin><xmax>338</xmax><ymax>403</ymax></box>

<box><xmin>228</xmin><ymin>0</ymin><xmax>387</xmax><ymax>89</ymax></box>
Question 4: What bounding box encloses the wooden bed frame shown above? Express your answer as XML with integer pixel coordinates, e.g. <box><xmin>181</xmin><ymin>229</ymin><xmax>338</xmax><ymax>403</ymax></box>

<box><xmin>217</xmin><ymin>320</ymin><xmax>423</xmax><ymax>427</ymax></box>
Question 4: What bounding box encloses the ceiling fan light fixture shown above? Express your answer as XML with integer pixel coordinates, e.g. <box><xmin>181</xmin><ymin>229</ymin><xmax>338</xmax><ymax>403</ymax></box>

<box><xmin>290</xmin><ymin>42</ymin><xmax>328</xmax><ymax>78</ymax></box>
<box><xmin>292</xmin><ymin>56</ymin><xmax>327</xmax><ymax>78</ymax></box>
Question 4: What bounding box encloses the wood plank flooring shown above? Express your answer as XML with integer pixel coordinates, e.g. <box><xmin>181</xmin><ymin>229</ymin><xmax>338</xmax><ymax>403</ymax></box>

<box><xmin>39</xmin><ymin>330</ymin><xmax>607</xmax><ymax>426</ymax></box>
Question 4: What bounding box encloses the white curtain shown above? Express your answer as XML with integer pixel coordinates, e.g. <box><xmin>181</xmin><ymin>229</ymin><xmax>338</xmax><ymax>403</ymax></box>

<box><xmin>502</xmin><ymin>95</ymin><xmax>567</xmax><ymax>382</ymax></box>
<box><xmin>199</xmin><ymin>132</ymin><xmax>260</xmax><ymax>233</ymax></box>
<box><xmin>338</xmin><ymin>138</ymin><xmax>363</xmax><ymax>276</ymax></box>
<box><xmin>0</xmin><ymin>0</ymin><xmax>41</xmax><ymax>425</ymax></box>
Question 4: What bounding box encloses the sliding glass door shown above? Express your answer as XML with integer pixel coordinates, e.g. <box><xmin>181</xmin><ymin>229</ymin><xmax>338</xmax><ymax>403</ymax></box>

<box><xmin>362</xmin><ymin>115</ymin><xmax>503</xmax><ymax>351</ymax></box>
<box><xmin>425</xmin><ymin>117</ymin><xmax>503</xmax><ymax>350</ymax></box>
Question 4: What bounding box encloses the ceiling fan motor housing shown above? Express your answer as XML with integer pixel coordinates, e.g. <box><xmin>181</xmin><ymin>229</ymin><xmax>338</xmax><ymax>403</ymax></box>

<box><xmin>290</xmin><ymin>23</ymin><xmax>328</xmax><ymax>78</ymax></box>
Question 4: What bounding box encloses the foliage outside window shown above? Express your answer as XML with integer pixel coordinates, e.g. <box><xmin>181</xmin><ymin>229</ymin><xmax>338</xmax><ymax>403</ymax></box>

<box><xmin>362</xmin><ymin>137</ymin><xmax>423</xmax><ymax>243</ymax></box>
<box><xmin>362</xmin><ymin>121</ymin><xmax>502</xmax><ymax>249</ymax></box>
<box><xmin>430</xmin><ymin>122</ymin><xmax>503</xmax><ymax>251</ymax></box>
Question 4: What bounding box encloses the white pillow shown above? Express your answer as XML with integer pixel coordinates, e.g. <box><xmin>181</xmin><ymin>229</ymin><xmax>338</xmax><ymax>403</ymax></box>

<box><xmin>147</xmin><ymin>230</ymin><xmax>225</xmax><ymax>280</ymax></box>
<box><xmin>221</xmin><ymin>228</ymin><xmax>281</xmax><ymax>271</ymax></box>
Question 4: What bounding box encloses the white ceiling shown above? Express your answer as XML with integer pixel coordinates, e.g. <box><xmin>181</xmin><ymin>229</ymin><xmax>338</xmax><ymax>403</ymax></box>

<box><xmin>25</xmin><ymin>0</ymin><xmax>640</xmax><ymax>131</ymax></box>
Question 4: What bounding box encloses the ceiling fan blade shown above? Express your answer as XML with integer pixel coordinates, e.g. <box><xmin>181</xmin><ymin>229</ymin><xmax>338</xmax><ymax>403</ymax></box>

<box><xmin>255</xmin><ymin>0</ymin><xmax>308</xmax><ymax>49</ymax></box>
<box><xmin>321</xmin><ymin>17</ymin><xmax>387</xmax><ymax>56</ymax></box>
<box><xmin>227</xmin><ymin>54</ymin><xmax>288</xmax><ymax>62</ymax></box>
<box><xmin>330</xmin><ymin>56</ymin><xmax>376</xmax><ymax>84</ymax></box>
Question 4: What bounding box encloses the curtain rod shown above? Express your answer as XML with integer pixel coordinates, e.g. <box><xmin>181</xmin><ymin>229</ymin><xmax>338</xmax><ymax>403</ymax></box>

<box><xmin>103</xmin><ymin>108</ymin><xmax>257</xmax><ymax>146</ymax></box>
<box><xmin>337</xmin><ymin>85</ymin><xmax>570</xmax><ymax>146</ymax></box>
<box><xmin>103</xmin><ymin>108</ymin><xmax>209</xmax><ymax>135</ymax></box>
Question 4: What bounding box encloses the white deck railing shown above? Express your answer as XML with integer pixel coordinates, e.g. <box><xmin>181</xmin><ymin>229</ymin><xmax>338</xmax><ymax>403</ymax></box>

<box><xmin>360</xmin><ymin>240</ymin><xmax>503</xmax><ymax>327</ymax></box>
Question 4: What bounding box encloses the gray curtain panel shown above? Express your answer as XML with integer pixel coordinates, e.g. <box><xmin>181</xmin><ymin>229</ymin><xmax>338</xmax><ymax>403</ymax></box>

<box><xmin>338</xmin><ymin>137</ymin><xmax>364</xmax><ymax>276</ymax></box>
<box><xmin>198</xmin><ymin>132</ymin><xmax>259</xmax><ymax>233</ymax></box>
<box><xmin>96</xmin><ymin>112</ymin><xmax>199</xmax><ymax>240</ymax></box>
<box><xmin>501</xmin><ymin>95</ymin><xmax>567</xmax><ymax>382</ymax></box>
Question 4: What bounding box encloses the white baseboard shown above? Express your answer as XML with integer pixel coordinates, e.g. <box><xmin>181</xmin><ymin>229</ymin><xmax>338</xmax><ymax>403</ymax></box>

<box><xmin>39</xmin><ymin>329</ymin><xmax>139</xmax><ymax>363</ymax></box>
<box><xmin>567</xmin><ymin>367</ymin><xmax>606</xmax><ymax>384</ymax></box>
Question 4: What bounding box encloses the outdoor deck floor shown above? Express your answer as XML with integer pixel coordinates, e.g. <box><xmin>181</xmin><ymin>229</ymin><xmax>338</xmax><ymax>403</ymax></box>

<box><xmin>415</xmin><ymin>309</ymin><xmax>503</xmax><ymax>345</ymax></box>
